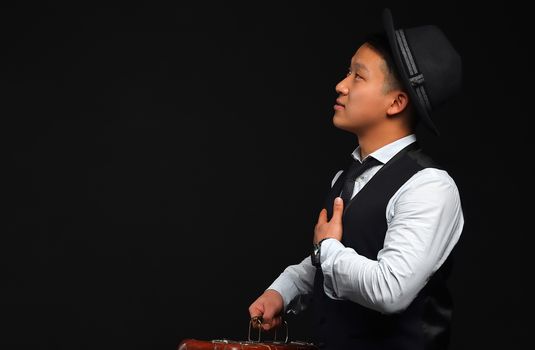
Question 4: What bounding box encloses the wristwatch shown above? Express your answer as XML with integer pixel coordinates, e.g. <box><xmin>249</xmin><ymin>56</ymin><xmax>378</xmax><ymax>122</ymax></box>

<box><xmin>311</xmin><ymin>238</ymin><xmax>331</xmax><ymax>267</ymax></box>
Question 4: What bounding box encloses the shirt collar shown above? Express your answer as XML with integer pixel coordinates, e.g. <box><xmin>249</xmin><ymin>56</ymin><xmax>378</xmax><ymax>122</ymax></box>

<box><xmin>351</xmin><ymin>133</ymin><xmax>417</xmax><ymax>164</ymax></box>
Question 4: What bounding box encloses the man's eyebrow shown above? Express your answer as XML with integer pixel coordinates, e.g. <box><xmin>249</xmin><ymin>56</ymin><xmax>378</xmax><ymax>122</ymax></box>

<box><xmin>350</xmin><ymin>62</ymin><xmax>370</xmax><ymax>73</ymax></box>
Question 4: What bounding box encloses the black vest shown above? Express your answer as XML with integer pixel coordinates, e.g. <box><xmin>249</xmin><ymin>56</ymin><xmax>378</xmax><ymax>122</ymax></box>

<box><xmin>312</xmin><ymin>141</ymin><xmax>454</xmax><ymax>350</ymax></box>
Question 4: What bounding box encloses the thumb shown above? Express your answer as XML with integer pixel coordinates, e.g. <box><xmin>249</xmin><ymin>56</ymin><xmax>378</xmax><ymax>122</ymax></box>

<box><xmin>330</xmin><ymin>197</ymin><xmax>344</xmax><ymax>224</ymax></box>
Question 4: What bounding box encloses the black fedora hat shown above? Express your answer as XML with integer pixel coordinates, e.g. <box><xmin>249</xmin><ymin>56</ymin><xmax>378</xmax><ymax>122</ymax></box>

<box><xmin>381</xmin><ymin>8</ymin><xmax>462</xmax><ymax>136</ymax></box>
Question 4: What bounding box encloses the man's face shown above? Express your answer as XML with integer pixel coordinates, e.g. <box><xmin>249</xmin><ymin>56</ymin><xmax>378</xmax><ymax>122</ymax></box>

<box><xmin>332</xmin><ymin>43</ymin><xmax>394</xmax><ymax>133</ymax></box>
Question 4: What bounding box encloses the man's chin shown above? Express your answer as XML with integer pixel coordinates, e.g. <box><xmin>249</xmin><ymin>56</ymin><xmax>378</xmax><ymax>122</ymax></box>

<box><xmin>333</xmin><ymin>113</ymin><xmax>360</xmax><ymax>134</ymax></box>
<box><xmin>332</xmin><ymin>112</ymin><xmax>348</xmax><ymax>129</ymax></box>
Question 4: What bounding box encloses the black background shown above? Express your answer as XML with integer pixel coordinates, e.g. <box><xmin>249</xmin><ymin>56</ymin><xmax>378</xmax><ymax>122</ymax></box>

<box><xmin>3</xmin><ymin>2</ymin><xmax>532</xmax><ymax>350</ymax></box>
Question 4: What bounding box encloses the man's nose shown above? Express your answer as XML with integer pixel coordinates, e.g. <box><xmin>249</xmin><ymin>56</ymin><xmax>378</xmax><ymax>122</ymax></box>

<box><xmin>335</xmin><ymin>75</ymin><xmax>349</xmax><ymax>94</ymax></box>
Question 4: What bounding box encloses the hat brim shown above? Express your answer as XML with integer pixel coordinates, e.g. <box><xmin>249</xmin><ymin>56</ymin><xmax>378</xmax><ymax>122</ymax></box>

<box><xmin>381</xmin><ymin>8</ymin><xmax>440</xmax><ymax>136</ymax></box>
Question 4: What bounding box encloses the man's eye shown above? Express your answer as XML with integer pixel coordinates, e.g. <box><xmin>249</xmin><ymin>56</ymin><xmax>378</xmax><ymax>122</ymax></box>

<box><xmin>354</xmin><ymin>73</ymin><xmax>362</xmax><ymax>80</ymax></box>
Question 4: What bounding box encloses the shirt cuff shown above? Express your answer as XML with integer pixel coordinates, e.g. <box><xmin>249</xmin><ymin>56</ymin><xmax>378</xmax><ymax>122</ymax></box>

<box><xmin>320</xmin><ymin>238</ymin><xmax>346</xmax><ymax>300</ymax></box>
<box><xmin>265</xmin><ymin>275</ymin><xmax>299</xmax><ymax>313</ymax></box>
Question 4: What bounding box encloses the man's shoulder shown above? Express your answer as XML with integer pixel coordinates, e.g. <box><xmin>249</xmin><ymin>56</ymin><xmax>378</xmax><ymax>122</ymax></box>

<box><xmin>387</xmin><ymin>166</ymin><xmax>463</xmax><ymax>222</ymax></box>
<box><xmin>400</xmin><ymin>166</ymin><xmax>461</xmax><ymax>199</ymax></box>
<box><xmin>406</xmin><ymin>147</ymin><xmax>444</xmax><ymax>170</ymax></box>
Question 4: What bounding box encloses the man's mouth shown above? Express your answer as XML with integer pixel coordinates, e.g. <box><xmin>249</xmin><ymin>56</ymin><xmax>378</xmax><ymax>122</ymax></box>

<box><xmin>334</xmin><ymin>99</ymin><xmax>345</xmax><ymax>110</ymax></box>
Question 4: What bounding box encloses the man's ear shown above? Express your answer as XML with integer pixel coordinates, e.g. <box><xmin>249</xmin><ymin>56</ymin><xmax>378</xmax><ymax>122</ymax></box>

<box><xmin>386</xmin><ymin>91</ymin><xmax>410</xmax><ymax>116</ymax></box>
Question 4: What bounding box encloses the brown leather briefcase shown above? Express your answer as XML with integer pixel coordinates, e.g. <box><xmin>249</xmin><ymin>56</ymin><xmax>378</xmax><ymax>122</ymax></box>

<box><xmin>177</xmin><ymin>316</ymin><xmax>319</xmax><ymax>350</ymax></box>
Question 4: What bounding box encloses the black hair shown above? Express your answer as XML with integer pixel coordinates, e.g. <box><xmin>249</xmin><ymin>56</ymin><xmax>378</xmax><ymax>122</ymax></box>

<box><xmin>363</xmin><ymin>31</ymin><xmax>418</xmax><ymax>129</ymax></box>
<box><xmin>363</xmin><ymin>31</ymin><xmax>403</xmax><ymax>93</ymax></box>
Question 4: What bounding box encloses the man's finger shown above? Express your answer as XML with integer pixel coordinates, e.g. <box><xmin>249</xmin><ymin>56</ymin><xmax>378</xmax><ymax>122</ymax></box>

<box><xmin>263</xmin><ymin>316</ymin><xmax>281</xmax><ymax>331</ymax></box>
<box><xmin>249</xmin><ymin>302</ymin><xmax>264</xmax><ymax>321</ymax></box>
<box><xmin>317</xmin><ymin>208</ymin><xmax>327</xmax><ymax>225</ymax></box>
<box><xmin>262</xmin><ymin>306</ymin><xmax>277</xmax><ymax>327</ymax></box>
<box><xmin>329</xmin><ymin>197</ymin><xmax>344</xmax><ymax>224</ymax></box>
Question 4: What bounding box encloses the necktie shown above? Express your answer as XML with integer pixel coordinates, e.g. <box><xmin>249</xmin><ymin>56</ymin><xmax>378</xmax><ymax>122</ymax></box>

<box><xmin>340</xmin><ymin>156</ymin><xmax>382</xmax><ymax>206</ymax></box>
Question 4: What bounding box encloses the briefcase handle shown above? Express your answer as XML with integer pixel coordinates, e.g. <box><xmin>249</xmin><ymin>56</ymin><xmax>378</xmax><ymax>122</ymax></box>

<box><xmin>248</xmin><ymin>316</ymin><xmax>289</xmax><ymax>343</ymax></box>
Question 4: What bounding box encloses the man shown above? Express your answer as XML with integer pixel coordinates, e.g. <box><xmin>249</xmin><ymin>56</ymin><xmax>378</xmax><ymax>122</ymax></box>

<box><xmin>248</xmin><ymin>8</ymin><xmax>464</xmax><ymax>350</ymax></box>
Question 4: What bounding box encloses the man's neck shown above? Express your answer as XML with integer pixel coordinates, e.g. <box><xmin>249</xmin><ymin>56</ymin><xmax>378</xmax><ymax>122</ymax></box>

<box><xmin>357</xmin><ymin>127</ymin><xmax>413</xmax><ymax>160</ymax></box>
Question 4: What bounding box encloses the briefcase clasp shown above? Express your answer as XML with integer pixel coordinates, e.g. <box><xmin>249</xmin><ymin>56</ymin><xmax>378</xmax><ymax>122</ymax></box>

<box><xmin>248</xmin><ymin>316</ymin><xmax>289</xmax><ymax>344</ymax></box>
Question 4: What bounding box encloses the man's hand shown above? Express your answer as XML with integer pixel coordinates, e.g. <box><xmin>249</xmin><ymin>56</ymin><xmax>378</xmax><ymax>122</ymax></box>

<box><xmin>248</xmin><ymin>289</ymin><xmax>284</xmax><ymax>331</ymax></box>
<box><xmin>313</xmin><ymin>197</ymin><xmax>344</xmax><ymax>245</ymax></box>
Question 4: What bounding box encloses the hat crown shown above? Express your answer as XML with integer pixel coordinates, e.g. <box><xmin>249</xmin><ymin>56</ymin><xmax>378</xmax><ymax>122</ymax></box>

<box><xmin>382</xmin><ymin>8</ymin><xmax>462</xmax><ymax>136</ymax></box>
<box><xmin>403</xmin><ymin>25</ymin><xmax>462</xmax><ymax>110</ymax></box>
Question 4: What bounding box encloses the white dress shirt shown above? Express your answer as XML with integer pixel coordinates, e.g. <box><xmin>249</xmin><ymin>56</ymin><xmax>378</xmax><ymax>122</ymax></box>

<box><xmin>265</xmin><ymin>133</ymin><xmax>465</xmax><ymax>315</ymax></box>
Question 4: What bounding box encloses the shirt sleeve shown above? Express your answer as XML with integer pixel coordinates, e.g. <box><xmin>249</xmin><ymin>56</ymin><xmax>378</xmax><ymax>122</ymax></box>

<box><xmin>319</xmin><ymin>168</ymin><xmax>465</xmax><ymax>314</ymax></box>
<box><xmin>265</xmin><ymin>254</ymin><xmax>317</xmax><ymax>314</ymax></box>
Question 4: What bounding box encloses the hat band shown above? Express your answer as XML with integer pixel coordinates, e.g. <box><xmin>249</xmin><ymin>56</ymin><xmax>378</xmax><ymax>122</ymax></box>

<box><xmin>395</xmin><ymin>29</ymin><xmax>432</xmax><ymax>113</ymax></box>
